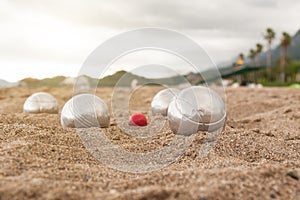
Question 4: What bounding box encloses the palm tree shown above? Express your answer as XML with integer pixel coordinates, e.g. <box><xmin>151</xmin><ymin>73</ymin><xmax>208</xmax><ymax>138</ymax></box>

<box><xmin>264</xmin><ymin>28</ymin><xmax>276</xmax><ymax>69</ymax></box>
<box><xmin>239</xmin><ymin>53</ymin><xmax>244</xmax><ymax>59</ymax></box>
<box><xmin>256</xmin><ymin>43</ymin><xmax>263</xmax><ymax>66</ymax></box>
<box><xmin>248</xmin><ymin>49</ymin><xmax>257</xmax><ymax>82</ymax></box>
<box><xmin>280</xmin><ymin>32</ymin><xmax>292</xmax><ymax>82</ymax></box>
<box><xmin>248</xmin><ymin>49</ymin><xmax>256</xmax><ymax>66</ymax></box>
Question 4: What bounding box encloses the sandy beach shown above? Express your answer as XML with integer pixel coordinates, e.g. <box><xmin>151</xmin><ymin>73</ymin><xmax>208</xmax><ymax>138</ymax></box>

<box><xmin>0</xmin><ymin>86</ymin><xmax>299</xmax><ymax>200</ymax></box>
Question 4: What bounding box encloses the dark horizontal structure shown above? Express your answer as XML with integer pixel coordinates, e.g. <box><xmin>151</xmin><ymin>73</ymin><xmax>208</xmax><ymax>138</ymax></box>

<box><xmin>196</xmin><ymin>65</ymin><xmax>266</xmax><ymax>84</ymax></box>
<box><xmin>221</xmin><ymin>65</ymin><xmax>266</xmax><ymax>78</ymax></box>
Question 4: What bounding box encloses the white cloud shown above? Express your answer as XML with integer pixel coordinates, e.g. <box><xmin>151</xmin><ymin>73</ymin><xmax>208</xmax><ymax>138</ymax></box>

<box><xmin>0</xmin><ymin>0</ymin><xmax>300</xmax><ymax>81</ymax></box>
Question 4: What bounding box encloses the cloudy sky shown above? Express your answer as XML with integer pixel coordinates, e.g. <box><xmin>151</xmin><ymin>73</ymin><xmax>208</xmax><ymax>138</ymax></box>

<box><xmin>0</xmin><ymin>0</ymin><xmax>300</xmax><ymax>81</ymax></box>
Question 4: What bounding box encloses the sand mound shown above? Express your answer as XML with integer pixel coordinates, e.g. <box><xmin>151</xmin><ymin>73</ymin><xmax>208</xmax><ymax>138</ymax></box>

<box><xmin>0</xmin><ymin>86</ymin><xmax>299</xmax><ymax>199</ymax></box>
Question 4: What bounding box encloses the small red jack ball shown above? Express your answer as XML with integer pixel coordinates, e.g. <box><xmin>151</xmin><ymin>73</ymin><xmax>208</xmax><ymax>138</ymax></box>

<box><xmin>128</xmin><ymin>113</ymin><xmax>147</xmax><ymax>126</ymax></box>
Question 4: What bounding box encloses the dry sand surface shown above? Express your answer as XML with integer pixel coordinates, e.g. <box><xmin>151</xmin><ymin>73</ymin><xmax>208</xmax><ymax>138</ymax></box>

<box><xmin>0</xmin><ymin>86</ymin><xmax>300</xmax><ymax>200</ymax></box>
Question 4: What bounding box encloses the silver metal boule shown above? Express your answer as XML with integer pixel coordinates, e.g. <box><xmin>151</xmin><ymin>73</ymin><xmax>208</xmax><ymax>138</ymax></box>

<box><xmin>23</xmin><ymin>92</ymin><xmax>58</xmax><ymax>114</ymax></box>
<box><xmin>61</xmin><ymin>94</ymin><xmax>110</xmax><ymax>128</ymax></box>
<box><xmin>168</xmin><ymin>86</ymin><xmax>226</xmax><ymax>136</ymax></box>
<box><xmin>151</xmin><ymin>88</ymin><xmax>180</xmax><ymax>116</ymax></box>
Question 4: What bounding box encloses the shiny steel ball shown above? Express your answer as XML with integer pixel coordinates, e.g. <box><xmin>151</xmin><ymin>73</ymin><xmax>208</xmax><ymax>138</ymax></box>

<box><xmin>168</xmin><ymin>86</ymin><xmax>226</xmax><ymax>136</ymax></box>
<box><xmin>23</xmin><ymin>92</ymin><xmax>58</xmax><ymax>114</ymax></box>
<box><xmin>151</xmin><ymin>88</ymin><xmax>180</xmax><ymax>116</ymax></box>
<box><xmin>61</xmin><ymin>94</ymin><xmax>110</xmax><ymax>128</ymax></box>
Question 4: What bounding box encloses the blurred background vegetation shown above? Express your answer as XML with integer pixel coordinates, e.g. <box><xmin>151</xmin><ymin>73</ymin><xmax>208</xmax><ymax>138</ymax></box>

<box><xmin>233</xmin><ymin>28</ymin><xmax>300</xmax><ymax>86</ymax></box>
<box><xmin>16</xmin><ymin>28</ymin><xmax>300</xmax><ymax>88</ymax></box>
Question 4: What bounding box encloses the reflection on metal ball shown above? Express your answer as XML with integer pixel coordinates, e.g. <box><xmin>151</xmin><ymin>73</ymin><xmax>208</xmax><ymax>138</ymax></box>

<box><xmin>168</xmin><ymin>86</ymin><xmax>226</xmax><ymax>136</ymax></box>
<box><xmin>61</xmin><ymin>94</ymin><xmax>110</xmax><ymax>128</ymax></box>
<box><xmin>151</xmin><ymin>88</ymin><xmax>180</xmax><ymax>116</ymax></box>
<box><xmin>23</xmin><ymin>92</ymin><xmax>58</xmax><ymax>114</ymax></box>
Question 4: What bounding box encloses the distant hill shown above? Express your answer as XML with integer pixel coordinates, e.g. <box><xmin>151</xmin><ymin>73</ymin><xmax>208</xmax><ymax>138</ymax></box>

<box><xmin>20</xmin><ymin>76</ymin><xmax>66</xmax><ymax>87</ymax></box>
<box><xmin>18</xmin><ymin>70</ymin><xmax>190</xmax><ymax>87</ymax></box>
<box><xmin>0</xmin><ymin>79</ymin><xmax>19</xmax><ymax>88</ymax></box>
<box><xmin>99</xmin><ymin>70</ymin><xmax>188</xmax><ymax>87</ymax></box>
<box><xmin>98</xmin><ymin>71</ymin><xmax>145</xmax><ymax>87</ymax></box>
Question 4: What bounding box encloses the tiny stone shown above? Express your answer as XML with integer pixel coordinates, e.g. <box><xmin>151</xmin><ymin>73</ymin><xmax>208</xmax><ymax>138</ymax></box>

<box><xmin>145</xmin><ymin>98</ymin><xmax>151</xmax><ymax>103</ymax></box>
<box><xmin>253</xmin><ymin>118</ymin><xmax>261</xmax><ymax>122</ymax></box>
<box><xmin>286</xmin><ymin>169</ymin><xmax>299</xmax><ymax>180</ymax></box>
<box><xmin>31</xmin><ymin>178</ymin><xmax>41</xmax><ymax>184</ymax></box>
<box><xmin>84</xmin><ymin>174</ymin><xmax>91</xmax><ymax>181</ymax></box>
<box><xmin>252</xmin><ymin>128</ymin><xmax>260</xmax><ymax>133</ymax></box>
<box><xmin>284</xmin><ymin>108</ymin><xmax>292</xmax><ymax>114</ymax></box>
<box><xmin>110</xmin><ymin>118</ymin><xmax>116</xmax><ymax>126</ymax></box>
<box><xmin>109</xmin><ymin>189</ymin><xmax>117</xmax><ymax>194</ymax></box>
